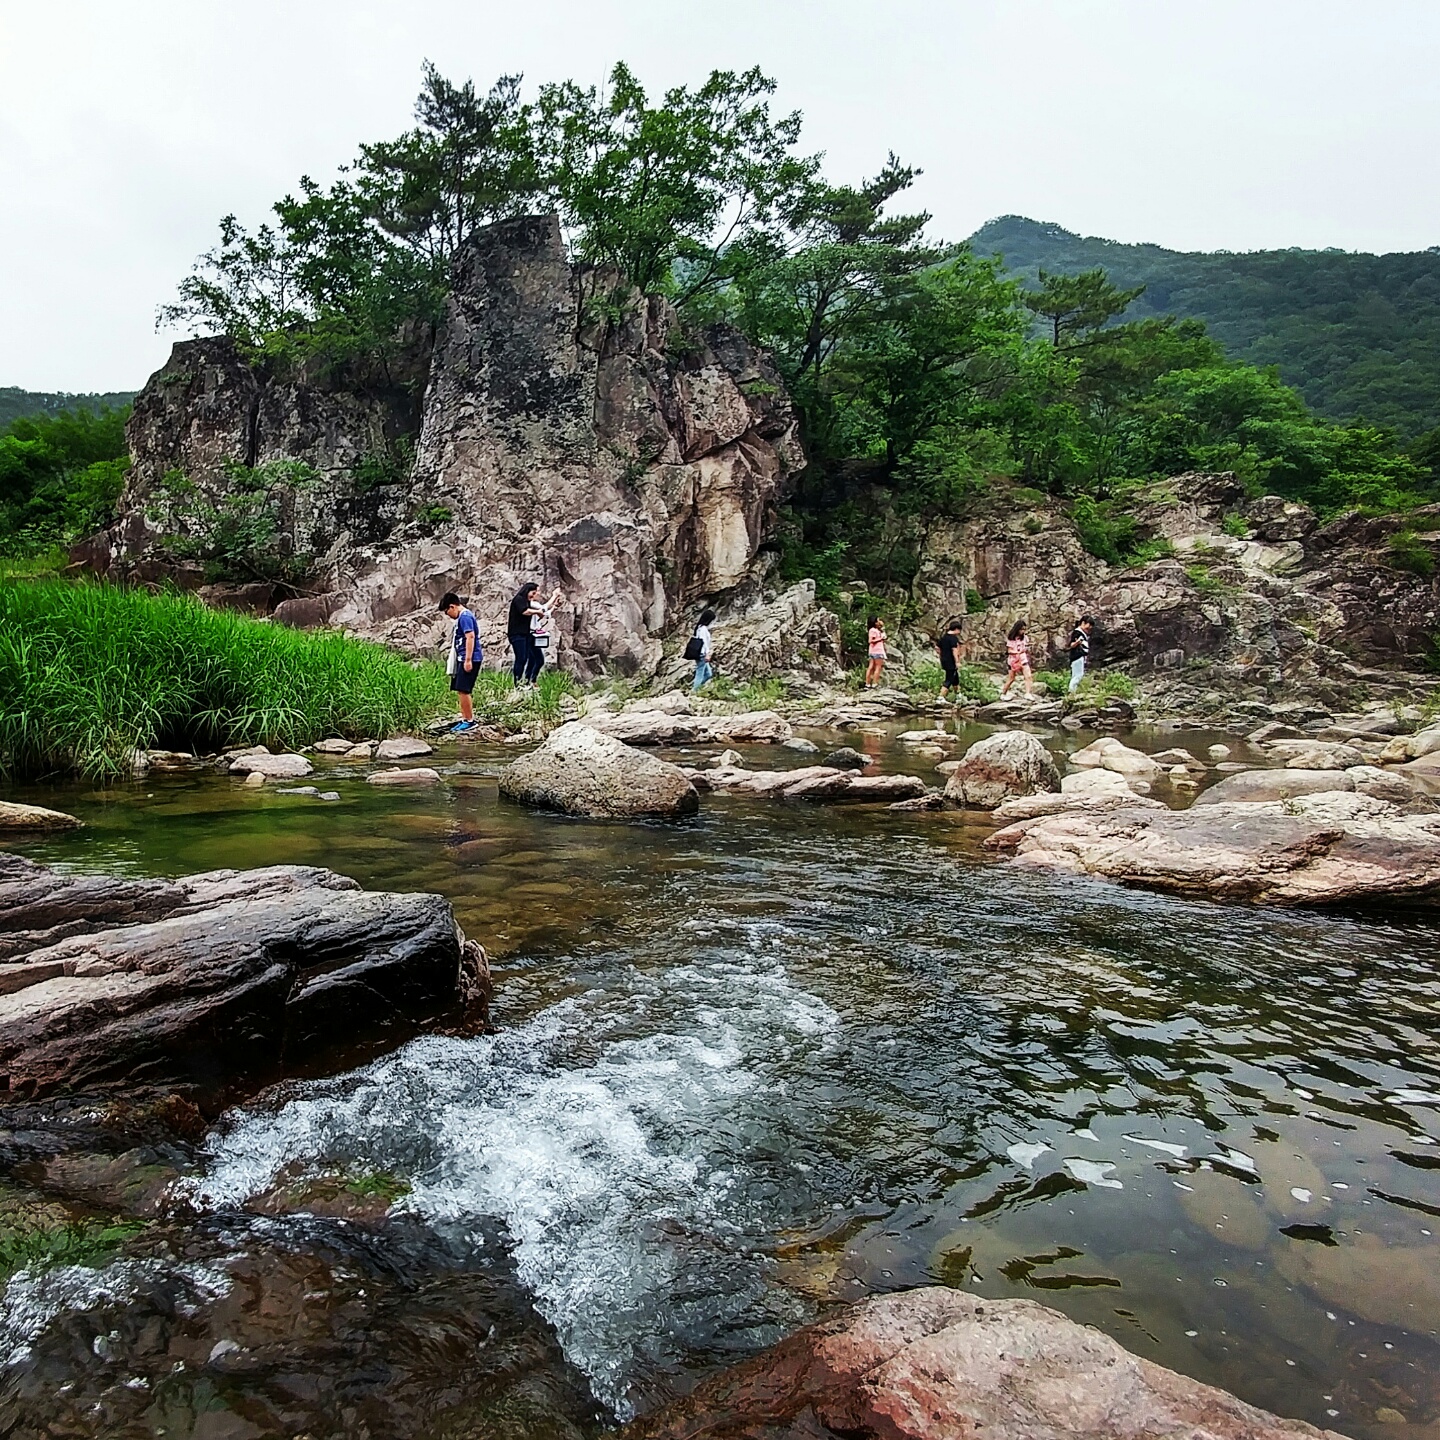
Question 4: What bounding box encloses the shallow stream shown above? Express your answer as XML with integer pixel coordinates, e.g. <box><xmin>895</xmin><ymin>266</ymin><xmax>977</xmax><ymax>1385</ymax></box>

<box><xmin>6</xmin><ymin>721</ymin><xmax>1440</xmax><ymax>1437</ymax></box>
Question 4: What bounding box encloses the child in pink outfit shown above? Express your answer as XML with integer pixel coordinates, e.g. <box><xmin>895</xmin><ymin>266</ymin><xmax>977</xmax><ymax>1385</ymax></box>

<box><xmin>999</xmin><ymin>619</ymin><xmax>1033</xmax><ymax>698</ymax></box>
<box><xmin>864</xmin><ymin>616</ymin><xmax>887</xmax><ymax>688</ymax></box>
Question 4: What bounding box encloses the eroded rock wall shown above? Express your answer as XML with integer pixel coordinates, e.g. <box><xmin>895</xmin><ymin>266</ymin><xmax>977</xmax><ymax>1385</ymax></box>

<box><xmin>104</xmin><ymin>213</ymin><xmax>804</xmax><ymax>677</ymax></box>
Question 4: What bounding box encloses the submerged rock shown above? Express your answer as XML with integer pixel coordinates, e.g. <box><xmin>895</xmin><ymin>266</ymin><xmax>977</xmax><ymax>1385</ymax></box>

<box><xmin>367</xmin><ymin>767</ymin><xmax>442</xmax><ymax>786</ymax></box>
<box><xmin>0</xmin><ymin>800</ymin><xmax>82</xmax><ymax>831</ymax></box>
<box><xmin>691</xmin><ymin>763</ymin><xmax>925</xmax><ymax>805</ymax></box>
<box><xmin>499</xmin><ymin>722</ymin><xmax>699</xmax><ymax>819</ymax></box>
<box><xmin>619</xmin><ymin>1287</ymin><xmax>1344</xmax><ymax>1440</ymax></box>
<box><xmin>988</xmin><ymin>798</ymin><xmax>1440</xmax><ymax>907</ymax></box>
<box><xmin>228</xmin><ymin>752</ymin><xmax>314</xmax><ymax>780</ymax></box>
<box><xmin>375</xmin><ymin>735</ymin><xmax>434</xmax><ymax>760</ymax></box>
<box><xmin>944</xmin><ymin>730</ymin><xmax>1061</xmax><ymax>810</ymax></box>
<box><xmin>0</xmin><ymin>855</ymin><xmax>489</xmax><ymax>1096</ymax></box>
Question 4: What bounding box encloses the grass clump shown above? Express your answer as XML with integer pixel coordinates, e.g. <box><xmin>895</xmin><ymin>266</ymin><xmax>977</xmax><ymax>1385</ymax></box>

<box><xmin>0</xmin><ymin>578</ymin><xmax>452</xmax><ymax>780</ymax></box>
<box><xmin>907</xmin><ymin>659</ymin><xmax>998</xmax><ymax>703</ymax></box>
<box><xmin>466</xmin><ymin>666</ymin><xmax>579</xmax><ymax>726</ymax></box>
<box><xmin>1387</xmin><ymin>530</ymin><xmax>1436</xmax><ymax>576</ymax></box>
<box><xmin>1074</xmin><ymin>670</ymin><xmax>1137</xmax><ymax>704</ymax></box>
<box><xmin>699</xmin><ymin>674</ymin><xmax>787</xmax><ymax>708</ymax></box>
<box><xmin>0</xmin><ymin>1216</ymin><xmax>146</xmax><ymax>1283</ymax></box>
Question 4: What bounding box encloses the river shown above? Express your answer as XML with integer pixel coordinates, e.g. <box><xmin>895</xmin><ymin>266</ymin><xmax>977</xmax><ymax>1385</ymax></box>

<box><xmin>6</xmin><ymin>719</ymin><xmax>1440</xmax><ymax>1437</ymax></box>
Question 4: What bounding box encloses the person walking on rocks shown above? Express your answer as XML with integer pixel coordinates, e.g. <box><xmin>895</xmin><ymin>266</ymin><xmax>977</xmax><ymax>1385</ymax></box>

<box><xmin>687</xmin><ymin>608</ymin><xmax>717</xmax><ymax>691</ymax></box>
<box><xmin>864</xmin><ymin>616</ymin><xmax>887</xmax><ymax>688</ymax></box>
<box><xmin>999</xmin><ymin>619</ymin><xmax>1034</xmax><ymax>699</ymax></box>
<box><xmin>525</xmin><ymin>586</ymin><xmax>563</xmax><ymax>685</ymax></box>
<box><xmin>1068</xmin><ymin>615</ymin><xmax>1094</xmax><ymax>693</ymax></box>
<box><xmin>508</xmin><ymin>583</ymin><xmax>542</xmax><ymax>687</ymax></box>
<box><xmin>440</xmin><ymin>592</ymin><xmax>482</xmax><ymax>732</ymax></box>
<box><xmin>936</xmin><ymin>619</ymin><xmax>964</xmax><ymax>703</ymax></box>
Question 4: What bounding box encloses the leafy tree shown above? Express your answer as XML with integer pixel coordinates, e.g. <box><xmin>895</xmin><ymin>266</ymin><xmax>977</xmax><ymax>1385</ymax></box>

<box><xmin>1023</xmin><ymin>267</ymin><xmax>1145</xmax><ymax>348</ymax></box>
<box><xmin>0</xmin><ymin>406</ymin><xmax>130</xmax><ymax>552</ymax></box>
<box><xmin>534</xmin><ymin>63</ymin><xmax>816</xmax><ymax>301</ymax></box>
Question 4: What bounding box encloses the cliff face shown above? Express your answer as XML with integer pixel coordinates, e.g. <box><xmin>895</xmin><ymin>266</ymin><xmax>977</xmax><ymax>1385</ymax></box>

<box><xmin>105</xmin><ymin>214</ymin><xmax>808</xmax><ymax>677</ymax></box>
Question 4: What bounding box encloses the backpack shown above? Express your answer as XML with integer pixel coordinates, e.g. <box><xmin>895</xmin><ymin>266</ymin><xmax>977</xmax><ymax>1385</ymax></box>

<box><xmin>682</xmin><ymin>634</ymin><xmax>705</xmax><ymax>662</ymax></box>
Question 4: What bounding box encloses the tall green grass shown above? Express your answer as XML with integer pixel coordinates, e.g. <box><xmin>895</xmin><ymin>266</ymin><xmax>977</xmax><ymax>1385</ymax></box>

<box><xmin>0</xmin><ymin>579</ymin><xmax>452</xmax><ymax>779</ymax></box>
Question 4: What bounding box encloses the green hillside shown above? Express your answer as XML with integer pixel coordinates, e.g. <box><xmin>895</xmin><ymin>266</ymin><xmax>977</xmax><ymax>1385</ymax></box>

<box><xmin>0</xmin><ymin>387</ymin><xmax>135</xmax><ymax>429</ymax></box>
<box><xmin>968</xmin><ymin>216</ymin><xmax>1440</xmax><ymax>438</ymax></box>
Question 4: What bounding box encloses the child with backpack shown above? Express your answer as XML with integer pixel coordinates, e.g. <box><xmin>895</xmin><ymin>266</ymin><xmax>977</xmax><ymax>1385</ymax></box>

<box><xmin>686</xmin><ymin>609</ymin><xmax>717</xmax><ymax>690</ymax></box>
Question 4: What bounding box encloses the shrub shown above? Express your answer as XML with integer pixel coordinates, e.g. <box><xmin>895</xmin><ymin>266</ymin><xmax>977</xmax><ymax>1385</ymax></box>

<box><xmin>908</xmin><ymin>658</ymin><xmax>996</xmax><ymax>702</ymax></box>
<box><xmin>964</xmin><ymin>587</ymin><xmax>986</xmax><ymax>614</ymax></box>
<box><xmin>1037</xmin><ymin>669</ymin><xmax>1070</xmax><ymax>698</ymax></box>
<box><xmin>0</xmin><ymin>579</ymin><xmax>452</xmax><ymax>779</ymax></box>
<box><xmin>1387</xmin><ymin>530</ymin><xmax>1436</xmax><ymax>576</ymax></box>
<box><xmin>1124</xmin><ymin>537</ymin><xmax>1176</xmax><ymax>565</ymax></box>
<box><xmin>1221</xmin><ymin>512</ymin><xmax>1249</xmax><ymax>538</ymax></box>
<box><xmin>1075</xmin><ymin>670</ymin><xmax>1136</xmax><ymax>703</ymax></box>
<box><xmin>1186</xmin><ymin>562</ymin><xmax>1221</xmax><ymax>593</ymax></box>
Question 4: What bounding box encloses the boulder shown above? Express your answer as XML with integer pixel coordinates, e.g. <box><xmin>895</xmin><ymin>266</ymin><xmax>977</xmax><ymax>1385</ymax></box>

<box><xmin>1193</xmin><ymin>768</ymin><xmax>1354</xmax><ymax>806</ymax></box>
<box><xmin>228</xmin><ymin>752</ymin><xmax>314</xmax><ymax>780</ymax></box>
<box><xmin>1209</xmin><ymin>743</ymin><xmax>1231</xmax><ymax>760</ymax></box>
<box><xmin>498</xmin><ymin>722</ymin><xmax>699</xmax><ymax>819</ymax></box>
<box><xmin>996</xmin><ymin>790</ymin><xmax>1166</xmax><ymax>822</ymax></box>
<box><xmin>344</xmin><ymin>742</ymin><xmax>375</xmax><ymax>760</ymax></box>
<box><xmin>618</xmin><ymin>1288</ymin><xmax>1345</xmax><ymax>1440</ymax></box>
<box><xmin>944</xmin><ymin>731</ymin><xmax>1061</xmax><ymax>810</ymax></box>
<box><xmin>0</xmin><ymin>801</ymin><xmax>82</xmax><ymax>831</ymax></box>
<box><xmin>0</xmin><ymin>854</ymin><xmax>489</xmax><ymax>1096</ymax></box>
<box><xmin>312</xmin><ymin>737</ymin><xmax>356</xmax><ymax>755</ymax></box>
<box><xmin>897</xmin><ymin>729</ymin><xmax>957</xmax><ymax>747</ymax></box>
<box><xmin>374</xmin><ymin>736</ymin><xmax>434</xmax><ymax>760</ymax></box>
<box><xmin>1150</xmin><ymin>746</ymin><xmax>1204</xmax><ymax>769</ymax></box>
<box><xmin>1061</xmin><ymin>767</ymin><xmax>1132</xmax><ymax>796</ymax></box>
<box><xmin>783</xmin><ymin>736</ymin><xmax>820</xmax><ymax>754</ymax></box>
<box><xmin>822</xmin><ymin>747</ymin><xmax>872</xmax><ymax>771</ymax></box>
<box><xmin>367</xmin><ymin>767</ymin><xmax>442</xmax><ymax>786</ymax></box>
<box><xmin>988</xmin><ymin>800</ymin><xmax>1440</xmax><ymax>907</ymax></box>
<box><xmin>1263</xmin><ymin>739</ymin><xmax>1366</xmax><ymax>770</ymax></box>
<box><xmin>1379</xmin><ymin>727</ymin><xmax>1440</xmax><ymax>764</ymax></box>
<box><xmin>695</xmin><ymin>764</ymin><xmax>925</xmax><ymax>804</ymax></box>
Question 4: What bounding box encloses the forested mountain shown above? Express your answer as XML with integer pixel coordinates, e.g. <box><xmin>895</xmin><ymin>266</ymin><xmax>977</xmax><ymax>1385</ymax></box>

<box><xmin>968</xmin><ymin>216</ymin><xmax>1440</xmax><ymax>437</ymax></box>
<box><xmin>0</xmin><ymin>387</ymin><xmax>135</xmax><ymax>428</ymax></box>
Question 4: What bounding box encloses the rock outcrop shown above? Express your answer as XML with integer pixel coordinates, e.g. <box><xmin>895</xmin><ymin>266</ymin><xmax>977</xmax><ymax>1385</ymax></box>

<box><xmin>619</xmin><ymin>1287</ymin><xmax>1344</xmax><ymax>1440</ymax></box>
<box><xmin>909</xmin><ymin>470</ymin><xmax>1440</xmax><ymax>701</ymax></box>
<box><xmin>987</xmin><ymin>798</ymin><xmax>1440</xmax><ymax>907</ymax></box>
<box><xmin>0</xmin><ymin>855</ymin><xmax>489</xmax><ymax>1096</ymax></box>
<box><xmin>0</xmin><ymin>800</ymin><xmax>82</xmax><ymax>831</ymax></box>
<box><xmin>944</xmin><ymin>730</ymin><xmax>1061</xmax><ymax>809</ymax></box>
<box><xmin>583</xmin><ymin>699</ymin><xmax>792</xmax><ymax>746</ymax></box>
<box><xmin>690</xmin><ymin>763</ymin><xmax>927</xmax><ymax>804</ymax></box>
<box><xmin>103</xmin><ymin>214</ymin><xmax>805</xmax><ymax>678</ymax></box>
<box><xmin>498</xmin><ymin>722</ymin><xmax>699</xmax><ymax>818</ymax></box>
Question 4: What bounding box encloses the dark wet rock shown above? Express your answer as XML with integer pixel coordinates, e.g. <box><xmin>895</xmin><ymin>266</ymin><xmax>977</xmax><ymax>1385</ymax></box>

<box><xmin>944</xmin><ymin>730</ymin><xmax>1061</xmax><ymax>810</ymax></box>
<box><xmin>619</xmin><ymin>1287</ymin><xmax>1344</xmax><ymax>1440</ymax></box>
<box><xmin>987</xmin><ymin>796</ymin><xmax>1440</xmax><ymax>907</ymax></box>
<box><xmin>499</xmin><ymin>722</ymin><xmax>699</xmax><ymax>819</ymax></box>
<box><xmin>0</xmin><ymin>855</ymin><xmax>489</xmax><ymax>1097</ymax></box>
<box><xmin>821</xmin><ymin>747</ymin><xmax>872</xmax><ymax>771</ymax></box>
<box><xmin>0</xmin><ymin>1210</ymin><xmax>604</xmax><ymax>1440</ymax></box>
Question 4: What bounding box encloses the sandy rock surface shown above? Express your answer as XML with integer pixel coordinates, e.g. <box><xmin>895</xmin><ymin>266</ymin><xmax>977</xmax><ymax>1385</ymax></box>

<box><xmin>619</xmin><ymin>1287</ymin><xmax>1346</xmax><ymax>1440</ymax></box>
<box><xmin>374</xmin><ymin>736</ymin><xmax>434</xmax><ymax>760</ymax></box>
<box><xmin>0</xmin><ymin>800</ymin><xmax>82</xmax><ymax>831</ymax></box>
<box><xmin>367</xmin><ymin>767</ymin><xmax>442</xmax><ymax>786</ymax></box>
<box><xmin>228</xmin><ymin>752</ymin><xmax>314</xmax><ymax>780</ymax></box>
<box><xmin>988</xmin><ymin>797</ymin><xmax>1440</xmax><ymax>907</ymax></box>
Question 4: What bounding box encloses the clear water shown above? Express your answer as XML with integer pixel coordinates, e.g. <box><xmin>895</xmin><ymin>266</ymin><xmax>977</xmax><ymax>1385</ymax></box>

<box><xmin>8</xmin><ymin>723</ymin><xmax>1440</xmax><ymax>1435</ymax></box>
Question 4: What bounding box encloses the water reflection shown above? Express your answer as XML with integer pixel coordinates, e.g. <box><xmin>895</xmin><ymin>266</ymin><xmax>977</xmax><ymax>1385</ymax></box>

<box><xmin>7</xmin><ymin>725</ymin><xmax>1440</xmax><ymax>1435</ymax></box>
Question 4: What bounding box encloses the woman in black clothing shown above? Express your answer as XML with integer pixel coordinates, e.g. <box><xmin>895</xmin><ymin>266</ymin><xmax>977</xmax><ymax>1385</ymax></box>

<box><xmin>508</xmin><ymin>583</ymin><xmax>540</xmax><ymax>685</ymax></box>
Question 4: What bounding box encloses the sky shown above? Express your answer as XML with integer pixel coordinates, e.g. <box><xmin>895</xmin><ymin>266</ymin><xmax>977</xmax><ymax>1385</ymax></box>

<box><xmin>2</xmin><ymin>0</ymin><xmax>1437</xmax><ymax>393</ymax></box>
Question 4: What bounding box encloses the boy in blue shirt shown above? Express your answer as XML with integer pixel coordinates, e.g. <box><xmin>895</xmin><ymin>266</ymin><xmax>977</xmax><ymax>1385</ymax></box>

<box><xmin>439</xmin><ymin>592</ymin><xmax>482</xmax><ymax>732</ymax></box>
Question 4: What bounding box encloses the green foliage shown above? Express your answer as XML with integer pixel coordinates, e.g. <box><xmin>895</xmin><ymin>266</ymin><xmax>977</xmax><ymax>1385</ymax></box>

<box><xmin>0</xmin><ymin>387</ymin><xmax>135</xmax><ymax>429</ymax></box>
<box><xmin>908</xmin><ymin>658</ymin><xmax>996</xmax><ymax>702</ymax></box>
<box><xmin>1036</xmin><ymin>669</ymin><xmax>1070</xmax><ymax>698</ymax></box>
<box><xmin>0</xmin><ymin>1216</ymin><xmax>146</xmax><ymax>1283</ymax></box>
<box><xmin>964</xmin><ymin>587</ymin><xmax>986</xmax><ymax>614</ymax></box>
<box><xmin>1069</xmin><ymin>496</ymin><xmax>1137</xmax><ymax>565</ymax></box>
<box><xmin>974</xmin><ymin>215</ymin><xmax>1440</xmax><ymax>438</ymax></box>
<box><xmin>1387</xmin><ymin>530</ymin><xmax>1436</xmax><ymax>576</ymax></box>
<box><xmin>462</xmin><ymin>664</ymin><xmax>577</xmax><ymax>725</ymax></box>
<box><xmin>698</xmin><ymin>674</ymin><xmax>786</xmax><ymax>707</ymax></box>
<box><xmin>1023</xmin><ymin>267</ymin><xmax>1146</xmax><ymax>348</ymax></box>
<box><xmin>1076</xmin><ymin>670</ymin><xmax>1137</xmax><ymax>703</ymax></box>
<box><xmin>344</xmin><ymin>1170</ymin><xmax>411</xmax><ymax>1202</ymax></box>
<box><xmin>351</xmin><ymin>438</ymin><xmax>413</xmax><ymax>492</ymax></box>
<box><xmin>0</xmin><ymin>405</ymin><xmax>130</xmax><ymax>553</ymax></box>
<box><xmin>0</xmin><ymin>580</ymin><xmax>452</xmax><ymax>779</ymax></box>
<box><xmin>1221</xmin><ymin>512</ymin><xmax>1249</xmax><ymax>538</ymax></box>
<box><xmin>1186</xmin><ymin>561</ymin><xmax>1221</xmax><ymax>592</ymax></box>
<box><xmin>148</xmin><ymin>460</ymin><xmax>318</xmax><ymax>583</ymax></box>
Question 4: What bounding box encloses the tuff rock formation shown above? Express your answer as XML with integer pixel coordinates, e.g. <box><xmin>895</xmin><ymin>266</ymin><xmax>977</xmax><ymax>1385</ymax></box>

<box><xmin>619</xmin><ymin>1287</ymin><xmax>1346</xmax><ymax>1440</ymax></box>
<box><xmin>103</xmin><ymin>213</ymin><xmax>811</xmax><ymax>679</ymax></box>
<box><xmin>0</xmin><ymin>855</ymin><xmax>488</xmax><ymax>1096</ymax></box>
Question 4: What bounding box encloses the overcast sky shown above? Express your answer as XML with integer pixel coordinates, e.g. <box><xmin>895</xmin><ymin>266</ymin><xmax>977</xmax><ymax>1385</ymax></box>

<box><xmin>2</xmin><ymin>0</ymin><xmax>1436</xmax><ymax>392</ymax></box>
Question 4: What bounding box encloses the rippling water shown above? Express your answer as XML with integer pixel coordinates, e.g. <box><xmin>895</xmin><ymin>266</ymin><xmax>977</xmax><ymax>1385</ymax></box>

<box><xmin>9</xmin><ymin>725</ymin><xmax>1440</xmax><ymax>1435</ymax></box>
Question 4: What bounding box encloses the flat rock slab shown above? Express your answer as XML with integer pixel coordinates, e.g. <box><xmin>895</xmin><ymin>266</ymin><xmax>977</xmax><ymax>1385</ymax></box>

<box><xmin>375</xmin><ymin>736</ymin><xmax>434</xmax><ymax>760</ymax></box>
<box><xmin>312</xmin><ymin>737</ymin><xmax>358</xmax><ymax>754</ymax></box>
<box><xmin>689</xmin><ymin>765</ymin><xmax>926</xmax><ymax>804</ymax></box>
<box><xmin>619</xmin><ymin>1287</ymin><xmax>1345</xmax><ymax>1440</ymax></box>
<box><xmin>0</xmin><ymin>801</ymin><xmax>82</xmax><ymax>831</ymax></box>
<box><xmin>584</xmin><ymin>708</ymin><xmax>792</xmax><ymax>746</ymax></box>
<box><xmin>367</xmin><ymin>767</ymin><xmax>442</xmax><ymax>786</ymax></box>
<box><xmin>987</xmin><ymin>798</ymin><xmax>1440</xmax><ymax>907</ymax></box>
<box><xmin>500</xmin><ymin>722</ymin><xmax>698</xmax><ymax>819</ymax></box>
<box><xmin>0</xmin><ymin>854</ymin><xmax>488</xmax><ymax>1096</ymax></box>
<box><xmin>228</xmin><ymin>752</ymin><xmax>314</xmax><ymax>779</ymax></box>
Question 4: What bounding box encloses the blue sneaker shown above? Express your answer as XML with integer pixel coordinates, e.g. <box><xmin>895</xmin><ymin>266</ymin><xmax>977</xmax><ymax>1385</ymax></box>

<box><xmin>451</xmin><ymin>720</ymin><xmax>476</xmax><ymax>734</ymax></box>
